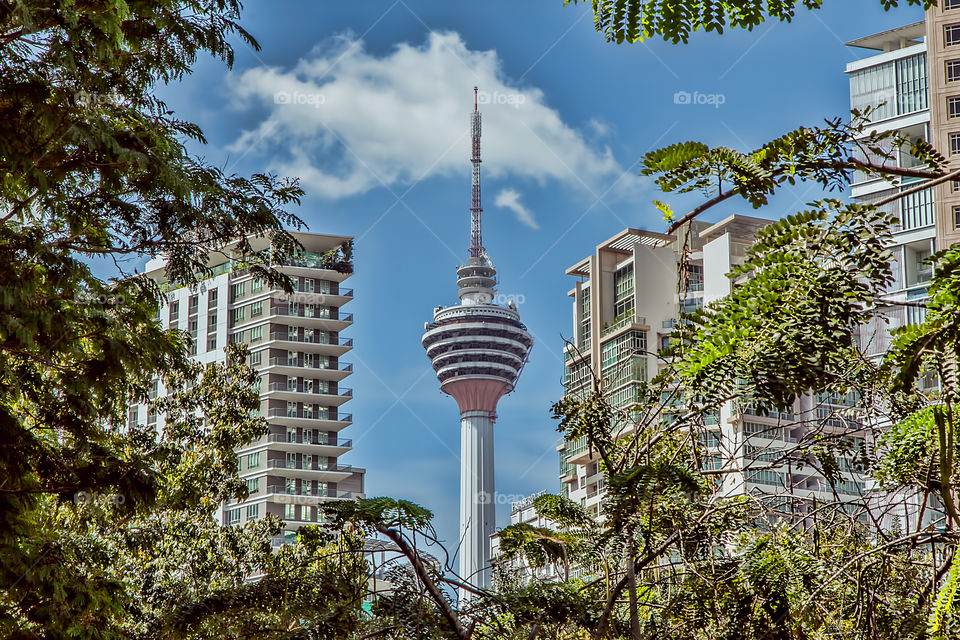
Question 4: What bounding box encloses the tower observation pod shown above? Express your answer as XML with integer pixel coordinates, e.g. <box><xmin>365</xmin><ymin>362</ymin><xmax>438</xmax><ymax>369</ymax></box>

<box><xmin>422</xmin><ymin>88</ymin><xmax>533</xmax><ymax>595</ymax></box>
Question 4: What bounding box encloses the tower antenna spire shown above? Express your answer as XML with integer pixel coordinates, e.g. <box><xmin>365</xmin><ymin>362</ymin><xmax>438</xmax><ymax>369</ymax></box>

<box><xmin>470</xmin><ymin>86</ymin><xmax>484</xmax><ymax>259</ymax></box>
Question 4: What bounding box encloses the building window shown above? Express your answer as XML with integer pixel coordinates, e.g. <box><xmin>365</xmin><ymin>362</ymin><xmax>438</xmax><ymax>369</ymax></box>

<box><xmin>304</xmin><ymin>429</ymin><xmax>314</xmax><ymax>444</ymax></box>
<box><xmin>950</xmin><ymin>60</ymin><xmax>960</xmax><ymax>84</ymax></box>
<box><xmin>245</xmin><ymin>478</ymin><xmax>258</xmax><ymax>495</ymax></box>
<box><xmin>231</xmin><ymin>282</ymin><xmax>246</xmax><ymax>300</ymax></box>
<box><xmin>947</xmin><ymin>0</ymin><xmax>960</xmax><ymax>9</ymax></box>
<box><xmin>245</xmin><ymin>504</ymin><xmax>259</xmax><ymax>521</ymax></box>
<box><xmin>284</xmin><ymin>504</ymin><xmax>296</xmax><ymax>520</ymax></box>
<box><xmin>303</xmin><ymin>454</ymin><xmax>313</xmax><ymax>470</ymax></box>
<box><xmin>303</xmin><ymin>404</ymin><xmax>314</xmax><ymax>419</ymax></box>
<box><xmin>304</xmin><ymin>379</ymin><xmax>314</xmax><ymax>394</ymax></box>
<box><xmin>251</xmin><ymin>301</ymin><xmax>263</xmax><ymax>317</ymax></box>
<box><xmin>287</xmin><ymin>427</ymin><xmax>297</xmax><ymax>442</ymax></box>
<box><xmin>287</xmin><ymin>377</ymin><xmax>297</xmax><ymax>392</ymax></box>
<box><xmin>250</xmin><ymin>349</ymin><xmax>263</xmax><ymax>367</ymax></box>
<box><xmin>231</xmin><ymin>307</ymin><xmax>246</xmax><ymax>323</ymax></box>
<box><xmin>954</xmin><ymin>205</ymin><xmax>960</xmax><ymax>229</ymax></box>
<box><xmin>954</xmin><ymin>180</ymin><xmax>960</xmax><ymax>193</ymax></box>
<box><xmin>952</xmin><ymin>133</ymin><xmax>960</xmax><ymax>155</ymax></box>
<box><xmin>900</xmin><ymin>187</ymin><xmax>934</xmax><ymax>230</ymax></box>
<box><xmin>227</xmin><ymin>508</ymin><xmax>240</xmax><ymax>525</ymax></box>
<box><xmin>578</xmin><ymin>289</ymin><xmax>591</xmax><ymax>348</ymax></box>
<box><xmin>896</xmin><ymin>53</ymin><xmax>928</xmax><ymax>114</ymax></box>
<box><xmin>288</xmin><ymin>350</ymin><xmax>298</xmax><ymax>366</ymax></box>
<box><xmin>250</xmin><ymin>325</ymin><xmax>263</xmax><ymax>343</ymax></box>
<box><xmin>613</xmin><ymin>264</ymin><xmax>635</xmax><ymax>322</ymax></box>
<box><xmin>169</xmin><ymin>300</ymin><xmax>179</xmax><ymax>323</ymax></box>
<box><xmin>304</xmin><ymin>279</ymin><xmax>315</xmax><ymax>293</ymax></box>
<box><xmin>247</xmin><ymin>452</ymin><xmax>260</xmax><ymax>468</ymax></box>
<box><xmin>285</xmin><ymin>478</ymin><xmax>296</xmax><ymax>494</ymax></box>
<box><xmin>252</xmin><ymin>278</ymin><xmax>264</xmax><ymax>293</ymax></box>
<box><xmin>207</xmin><ymin>335</ymin><xmax>217</xmax><ymax>351</ymax></box>
<box><xmin>287</xmin><ymin>401</ymin><xmax>298</xmax><ymax>418</ymax></box>
<box><xmin>286</xmin><ymin>452</ymin><xmax>296</xmax><ymax>469</ymax></box>
<box><xmin>188</xmin><ymin>294</ymin><xmax>198</xmax><ymax>315</ymax></box>
<box><xmin>949</xmin><ymin>96</ymin><xmax>960</xmax><ymax>119</ymax></box>
<box><xmin>208</xmin><ymin>288</ymin><xmax>218</xmax><ymax>307</ymax></box>
<box><xmin>947</xmin><ymin>24</ymin><xmax>960</xmax><ymax>47</ymax></box>
<box><xmin>127</xmin><ymin>405</ymin><xmax>139</xmax><ymax>428</ymax></box>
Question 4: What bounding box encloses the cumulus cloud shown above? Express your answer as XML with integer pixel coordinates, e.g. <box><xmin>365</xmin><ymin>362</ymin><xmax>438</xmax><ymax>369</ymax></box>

<box><xmin>494</xmin><ymin>188</ymin><xmax>538</xmax><ymax>230</ymax></box>
<box><xmin>227</xmin><ymin>31</ymin><xmax>638</xmax><ymax>201</ymax></box>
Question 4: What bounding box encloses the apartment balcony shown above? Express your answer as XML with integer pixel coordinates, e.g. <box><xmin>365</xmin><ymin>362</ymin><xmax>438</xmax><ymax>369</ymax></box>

<box><xmin>271</xmin><ymin>305</ymin><xmax>353</xmax><ymax>330</ymax></box>
<box><xmin>263</xmin><ymin>332</ymin><xmax>352</xmax><ymax>356</ymax></box>
<box><xmin>237</xmin><ymin>434</ymin><xmax>353</xmax><ymax>456</ymax></box>
<box><xmin>265</xmin><ymin>408</ymin><xmax>353</xmax><ymax>431</ymax></box>
<box><xmin>601</xmin><ymin>313</ymin><xmax>648</xmax><ymax>338</ymax></box>
<box><xmin>263</xmin><ymin>358</ymin><xmax>353</xmax><ymax>381</ymax></box>
<box><xmin>263</xmin><ymin>460</ymin><xmax>354</xmax><ymax>481</ymax></box>
<box><xmin>264</xmin><ymin>485</ymin><xmax>359</xmax><ymax>500</ymax></box>
<box><xmin>262</xmin><ymin>383</ymin><xmax>353</xmax><ymax>406</ymax></box>
<box><xmin>279</xmin><ymin>256</ymin><xmax>352</xmax><ymax>280</ymax></box>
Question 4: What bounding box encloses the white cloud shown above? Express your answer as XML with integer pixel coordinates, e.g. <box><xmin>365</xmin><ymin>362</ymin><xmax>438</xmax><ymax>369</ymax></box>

<box><xmin>494</xmin><ymin>188</ymin><xmax>538</xmax><ymax>230</ymax></box>
<box><xmin>586</xmin><ymin>117</ymin><xmax>611</xmax><ymax>138</ymax></box>
<box><xmin>227</xmin><ymin>31</ymin><xmax>639</xmax><ymax>200</ymax></box>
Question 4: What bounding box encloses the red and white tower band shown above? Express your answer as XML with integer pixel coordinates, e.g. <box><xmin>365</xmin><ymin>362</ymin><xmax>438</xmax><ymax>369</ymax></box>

<box><xmin>422</xmin><ymin>88</ymin><xmax>533</xmax><ymax>593</ymax></box>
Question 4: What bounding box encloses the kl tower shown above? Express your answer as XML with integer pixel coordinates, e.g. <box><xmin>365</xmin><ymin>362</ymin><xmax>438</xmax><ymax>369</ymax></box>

<box><xmin>422</xmin><ymin>88</ymin><xmax>533</xmax><ymax>593</ymax></box>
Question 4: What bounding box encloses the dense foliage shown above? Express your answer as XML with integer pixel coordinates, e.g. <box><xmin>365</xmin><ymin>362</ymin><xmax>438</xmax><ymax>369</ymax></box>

<box><xmin>565</xmin><ymin>0</ymin><xmax>940</xmax><ymax>44</ymax></box>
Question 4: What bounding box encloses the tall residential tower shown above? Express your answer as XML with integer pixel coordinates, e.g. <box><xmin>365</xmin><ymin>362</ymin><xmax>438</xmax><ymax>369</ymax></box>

<box><xmin>422</xmin><ymin>89</ymin><xmax>533</xmax><ymax>591</ymax></box>
<box><xmin>143</xmin><ymin>232</ymin><xmax>366</xmax><ymax>546</ymax></box>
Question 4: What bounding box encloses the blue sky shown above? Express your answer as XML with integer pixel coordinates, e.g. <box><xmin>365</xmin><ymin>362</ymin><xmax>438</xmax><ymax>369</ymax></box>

<box><xmin>135</xmin><ymin>1</ymin><xmax>924</xmax><ymax>554</ymax></box>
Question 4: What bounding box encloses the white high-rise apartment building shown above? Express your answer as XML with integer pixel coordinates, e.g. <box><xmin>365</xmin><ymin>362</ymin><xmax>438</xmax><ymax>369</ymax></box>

<box><xmin>138</xmin><ymin>232</ymin><xmax>365</xmax><ymax>545</ymax></box>
<box><xmin>558</xmin><ymin>218</ymin><xmax>868</xmax><ymax>520</ymax></box>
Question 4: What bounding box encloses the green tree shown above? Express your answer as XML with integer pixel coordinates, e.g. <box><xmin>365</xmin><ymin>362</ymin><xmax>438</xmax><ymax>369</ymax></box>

<box><xmin>0</xmin><ymin>1</ymin><xmax>369</xmax><ymax>638</ymax></box>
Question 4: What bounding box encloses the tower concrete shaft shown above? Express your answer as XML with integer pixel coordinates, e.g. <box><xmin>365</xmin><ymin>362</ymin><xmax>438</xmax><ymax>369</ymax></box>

<box><xmin>459</xmin><ymin>410</ymin><xmax>495</xmax><ymax>589</ymax></box>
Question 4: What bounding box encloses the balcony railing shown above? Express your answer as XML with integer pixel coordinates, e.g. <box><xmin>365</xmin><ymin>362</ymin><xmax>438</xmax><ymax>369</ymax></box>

<box><xmin>601</xmin><ymin>313</ymin><xmax>647</xmax><ymax>337</ymax></box>
<box><xmin>266</xmin><ymin>358</ymin><xmax>352</xmax><ymax>372</ymax></box>
<box><xmin>265</xmin><ymin>485</ymin><xmax>357</xmax><ymax>499</ymax></box>
<box><xmin>272</xmin><ymin>306</ymin><xmax>353</xmax><ymax>323</ymax></box>
<box><xmin>265</xmin><ymin>461</ymin><xmax>355</xmax><ymax>473</ymax></box>
<box><xmin>268</xmin><ymin>332</ymin><xmax>352</xmax><ymax>347</ymax></box>
<box><xmin>265</xmin><ymin>409</ymin><xmax>352</xmax><ymax>423</ymax></box>
<box><xmin>265</xmin><ymin>383</ymin><xmax>353</xmax><ymax>397</ymax></box>
<box><xmin>265</xmin><ymin>434</ymin><xmax>352</xmax><ymax>447</ymax></box>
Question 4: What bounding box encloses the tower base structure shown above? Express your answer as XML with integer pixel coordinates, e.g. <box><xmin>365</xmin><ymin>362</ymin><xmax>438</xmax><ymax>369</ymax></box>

<box><xmin>459</xmin><ymin>410</ymin><xmax>496</xmax><ymax>595</ymax></box>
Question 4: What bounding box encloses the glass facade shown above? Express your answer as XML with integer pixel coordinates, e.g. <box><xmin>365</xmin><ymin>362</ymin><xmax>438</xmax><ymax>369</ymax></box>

<box><xmin>613</xmin><ymin>264</ymin><xmax>634</xmax><ymax>321</ymax></box>
<box><xmin>849</xmin><ymin>52</ymin><xmax>927</xmax><ymax>120</ymax></box>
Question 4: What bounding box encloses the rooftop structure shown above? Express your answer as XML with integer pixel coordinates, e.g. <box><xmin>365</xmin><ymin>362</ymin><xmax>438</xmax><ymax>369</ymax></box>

<box><xmin>422</xmin><ymin>89</ymin><xmax>533</xmax><ymax>594</ymax></box>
